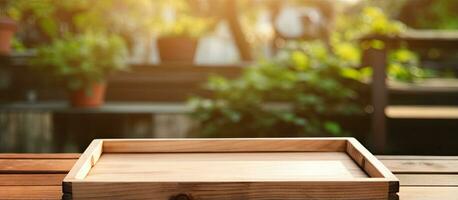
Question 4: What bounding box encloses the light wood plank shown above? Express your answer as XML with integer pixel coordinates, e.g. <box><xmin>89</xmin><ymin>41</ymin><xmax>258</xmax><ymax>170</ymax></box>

<box><xmin>400</xmin><ymin>30</ymin><xmax>458</xmax><ymax>40</ymax></box>
<box><xmin>347</xmin><ymin>139</ymin><xmax>399</xmax><ymax>195</ymax></box>
<box><xmin>4</xmin><ymin>154</ymin><xmax>458</xmax><ymax>200</ymax></box>
<box><xmin>389</xmin><ymin>78</ymin><xmax>458</xmax><ymax>93</ymax></box>
<box><xmin>0</xmin><ymin>186</ymin><xmax>62</xmax><ymax>200</ymax></box>
<box><xmin>0</xmin><ymin>174</ymin><xmax>66</xmax><ymax>186</ymax></box>
<box><xmin>102</xmin><ymin>138</ymin><xmax>349</xmax><ymax>153</ymax></box>
<box><xmin>400</xmin><ymin>186</ymin><xmax>458</xmax><ymax>200</ymax></box>
<box><xmin>347</xmin><ymin>139</ymin><xmax>398</xmax><ymax>180</ymax></box>
<box><xmin>0</xmin><ymin>154</ymin><xmax>79</xmax><ymax>159</ymax></box>
<box><xmin>382</xmin><ymin>159</ymin><xmax>458</xmax><ymax>173</ymax></box>
<box><xmin>397</xmin><ymin>174</ymin><xmax>458</xmax><ymax>186</ymax></box>
<box><xmin>72</xmin><ymin>181</ymin><xmax>390</xmax><ymax>200</ymax></box>
<box><xmin>85</xmin><ymin>152</ymin><xmax>368</xmax><ymax>182</ymax></box>
<box><xmin>64</xmin><ymin>140</ymin><xmax>103</xmax><ymax>181</ymax></box>
<box><xmin>0</xmin><ymin>159</ymin><xmax>76</xmax><ymax>173</ymax></box>
<box><xmin>386</xmin><ymin>106</ymin><xmax>458</xmax><ymax>119</ymax></box>
<box><xmin>378</xmin><ymin>156</ymin><xmax>458</xmax><ymax>160</ymax></box>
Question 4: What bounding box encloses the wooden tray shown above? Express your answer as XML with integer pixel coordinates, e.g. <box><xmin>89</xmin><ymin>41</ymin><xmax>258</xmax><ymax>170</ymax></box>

<box><xmin>63</xmin><ymin>138</ymin><xmax>399</xmax><ymax>200</ymax></box>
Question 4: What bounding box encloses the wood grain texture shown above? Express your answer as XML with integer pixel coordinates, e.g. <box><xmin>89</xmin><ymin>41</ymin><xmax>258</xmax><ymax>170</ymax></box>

<box><xmin>0</xmin><ymin>186</ymin><xmax>62</xmax><ymax>199</ymax></box>
<box><xmin>0</xmin><ymin>174</ymin><xmax>66</xmax><ymax>186</ymax></box>
<box><xmin>347</xmin><ymin>139</ymin><xmax>398</xmax><ymax>181</ymax></box>
<box><xmin>102</xmin><ymin>138</ymin><xmax>349</xmax><ymax>153</ymax></box>
<box><xmin>396</xmin><ymin>174</ymin><xmax>458</xmax><ymax>186</ymax></box>
<box><xmin>0</xmin><ymin>154</ymin><xmax>80</xmax><ymax>159</ymax></box>
<box><xmin>85</xmin><ymin>152</ymin><xmax>368</xmax><ymax>182</ymax></box>
<box><xmin>381</xmin><ymin>159</ymin><xmax>458</xmax><ymax>173</ymax></box>
<box><xmin>64</xmin><ymin>138</ymin><xmax>396</xmax><ymax>199</ymax></box>
<box><xmin>378</xmin><ymin>156</ymin><xmax>458</xmax><ymax>160</ymax></box>
<box><xmin>65</xmin><ymin>140</ymin><xmax>103</xmax><ymax>181</ymax></box>
<box><xmin>346</xmin><ymin>139</ymin><xmax>399</xmax><ymax>195</ymax></box>
<box><xmin>1</xmin><ymin>153</ymin><xmax>457</xmax><ymax>200</ymax></box>
<box><xmin>71</xmin><ymin>181</ymin><xmax>389</xmax><ymax>200</ymax></box>
<box><xmin>0</xmin><ymin>159</ymin><xmax>76</xmax><ymax>173</ymax></box>
<box><xmin>400</xmin><ymin>186</ymin><xmax>458</xmax><ymax>200</ymax></box>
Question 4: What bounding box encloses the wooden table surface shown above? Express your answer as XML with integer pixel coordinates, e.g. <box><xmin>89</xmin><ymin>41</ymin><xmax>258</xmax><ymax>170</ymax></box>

<box><xmin>0</xmin><ymin>154</ymin><xmax>457</xmax><ymax>199</ymax></box>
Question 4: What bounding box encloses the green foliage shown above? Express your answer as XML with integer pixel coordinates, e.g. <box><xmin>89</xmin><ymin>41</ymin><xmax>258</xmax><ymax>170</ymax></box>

<box><xmin>190</xmin><ymin>41</ymin><xmax>368</xmax><ymax>137</ymax></box>
<box><xmin>72</xmin><ymin>0</ymin><xmax>157</xmax><ymax>34</ymax></box>
<box><xmin>8</xmin><ymin>0</ymin><xmax>213</xmax><ymax>50</ymax></box>
<box><xmin>157</xmin><ymin>16</ymin><xmax>213</xmax><ymax>38</ymax></box>
<box><xmin>11</xmin><ymin>37</ymin><xmax>26</xmax><ymax>52</ymax></box>
<box><xmin>334</xmin><ymin>6</ymin><xmax>432</xmax><ymax>83</ymax></box>
<box><xmin>388</xmin><ymin>48</ymin><xmax>435</xmax><ymax>82</ymax></box>
<box><xmin>403</xmin><ymin>0</ymin><xmax>458</xmax><ymax>30</ymax></box>
<box><xmin>153</xmin><ymin>0</ymin><xmax>213</xmax><ymax>38</ymax></box>
<box><xmin>421</xmin><ymin>0</ymin><xmax>458</xmax><ymax>29</ymax></box>
<box><xmin>359</xmin><ymin>6</ymin><xmax>406</xmax><ymax>36</ymax></box>
<box><xmin>8</xmin><ymin>1</ymin><xmax>84</xmax><ymax>38</ymax></box>
<box><xmin>7</xmin><ymin>0</ymin><xmax>157</xmax><ymax>46</ymax></box>
<box><xmin>335</xmin><ymin>6</ymin><xmax>405</xmax><ymax>41</ymax></box>
<box><xmin>31</xmin><ymin>32</ymin><xmax>128</xmax><ymax>91</ymax></box>
<box><xmin>190</xmin><ymin>5</ymin><xmax>439</xmax><ymax>137</ymax></box>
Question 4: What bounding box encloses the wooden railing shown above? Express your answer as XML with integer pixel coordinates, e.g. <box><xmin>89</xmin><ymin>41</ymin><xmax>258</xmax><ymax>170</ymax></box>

<box><xmin>362</xmin><ymin>30</ymin><xmax>458</xmax><ymax>153</ymax></box>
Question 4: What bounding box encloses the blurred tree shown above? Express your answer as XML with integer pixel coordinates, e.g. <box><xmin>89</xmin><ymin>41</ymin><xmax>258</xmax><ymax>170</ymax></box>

<box><xmin>399</xmin><ymin>0</ymin><xmax>458</xmax><ymax>30</ymax></box>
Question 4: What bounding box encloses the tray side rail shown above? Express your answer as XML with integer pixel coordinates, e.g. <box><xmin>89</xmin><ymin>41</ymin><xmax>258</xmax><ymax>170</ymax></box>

<box><xmin>101</xmin><ymin>138</ymin><xmax>349</xmax><ymax>153</ymax></box>
<box><xmin>63</xmin><ymin>139</ymin><xmax>103</xmax><ymax>199</ymax></box>
<box><xmin>346</xmin><ymin>138</ymin><xmax>399</xmax><ymax>199</ymax></box>
<box><xmin>68</xmin><ymin>180</ymin><xmax>391</xmax><ymax>200</ymax></box>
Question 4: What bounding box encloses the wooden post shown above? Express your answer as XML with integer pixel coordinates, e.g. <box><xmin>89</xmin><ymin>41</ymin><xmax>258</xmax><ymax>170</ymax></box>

<box><xmin>268</xmin><ymin>0</ymin><xmax>281</xmax><ymax>55</ymax></box>
<box><xmin>363</xmin><ymin>43</ymin><xmax>388</xmax><ymax>154</ymax></box>
<box><xmin>224</xmin><ymin>0</ymin><xmax>253</xmax><ymax>61</ymax></box>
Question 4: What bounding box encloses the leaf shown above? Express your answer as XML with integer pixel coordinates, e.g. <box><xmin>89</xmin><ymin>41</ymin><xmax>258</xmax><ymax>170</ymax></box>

<box><xmin>341</xmin><ymin>67</ymin><xmax>362</xmax><ymax>81</ymax></box>
<box><xmin>291</xmin><ymin>51</ymin><xmax>309</xmax><ymax>71</ymax></box>
<box><xmin>324</xmin><ymin>121</ymin><xmax>342</xmax><ymax>135</ymax></box>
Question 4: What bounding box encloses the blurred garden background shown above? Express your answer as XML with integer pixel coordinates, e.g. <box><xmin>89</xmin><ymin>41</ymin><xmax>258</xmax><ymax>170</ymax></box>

<box><xmin>0</xmin><ymin>0</ymin><xmax>457</xmax><ymax>155</ymax></box>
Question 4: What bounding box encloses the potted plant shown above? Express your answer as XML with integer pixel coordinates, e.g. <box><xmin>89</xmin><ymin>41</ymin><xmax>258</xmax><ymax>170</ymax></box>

<box><xmin>0</xmin><ymin>0</ymin><xmax>17</xmax><ymax>55</ymax></box>
<box><xmin>156</xmin><ymin>16</ymin><xmax>212</xmax><ymax>63</ymax></box>
<box><xmin>31</xmin><ymin>32</ymin><xmax>128</xmax><ymax>107</ymax></box>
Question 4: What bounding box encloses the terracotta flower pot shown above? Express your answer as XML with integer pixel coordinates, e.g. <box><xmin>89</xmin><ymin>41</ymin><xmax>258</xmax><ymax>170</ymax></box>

<box><xmin>69</xmin><ymin>82</ymin><xmax>106</xmax><ymax>108</ymax></box>
<box><xmin>157</xmin><ymin>37</ymin><xmax>198</xmax><ymax>63</ymax></box>
<box><xmin>0</xmin><ymin>17</ymin><xmax>17</xmax><ymax>55</ymax></box>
